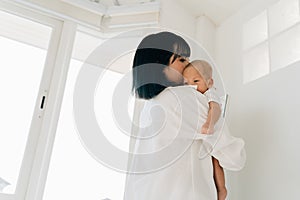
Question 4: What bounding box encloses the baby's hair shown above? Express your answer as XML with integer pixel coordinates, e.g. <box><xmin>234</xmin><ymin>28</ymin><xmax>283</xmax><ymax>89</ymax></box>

<box><xmin>186</xmin><ymin>60</ymin><xmax>212</xmax><ymax>81</ymax></box>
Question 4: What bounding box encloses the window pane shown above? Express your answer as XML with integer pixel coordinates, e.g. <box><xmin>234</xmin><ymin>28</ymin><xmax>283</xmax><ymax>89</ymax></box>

<box><xmin>43</xmin><ymin>31</ymin><xmax>134</xmax><ymax>200</ymax></box>
<box><xmin>0</xmin><ymin>10</ymin><xmax>52</xmax><ymax>194</ymax></box>
<box><xmin>243</xmin><ymin>42</ymin><xmax>270</xmax><ymax>83</ymax></box>
<box><xmin>268</xmin><ymin>0</ymin><xmax>300</xmax><ymax>36</ymax></box>
<box><xmin>270</xmin><ymin>23</ymin><xmax>300</xmax><ymax>71</ymax></box>
<box><xmin>243</xmin><ymin>10</ymin><xmax>268</xmax><ymax>51</ymax></box>
<box><xmin>43</xmin><ymin>60</ymin><xmax>132</xmax><ymax>200</ymax></box>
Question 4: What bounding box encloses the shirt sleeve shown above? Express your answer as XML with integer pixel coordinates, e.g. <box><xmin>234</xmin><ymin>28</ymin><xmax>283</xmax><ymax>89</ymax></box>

<box><xmin>204</xmin><ymin>88</ymin><xmax>220</xmax><ymax>104</ymax></box>
<box><xmin>197</xmin><ymin>121</ymin><xmax>246</xmax><ymax>171</ymax></box>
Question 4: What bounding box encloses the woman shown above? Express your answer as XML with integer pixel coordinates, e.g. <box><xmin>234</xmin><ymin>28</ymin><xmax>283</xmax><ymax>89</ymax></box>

<box><xmin>124</xmin><ymin>31</ymin><xmax>245</xmax><ymax>200</ymax></box>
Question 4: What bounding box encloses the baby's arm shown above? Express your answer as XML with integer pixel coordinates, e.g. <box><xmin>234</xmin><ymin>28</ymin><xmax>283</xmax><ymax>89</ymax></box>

<box><xmin>201</xmin><ymin>101</ymin><xmax>221</xmax><ymax>134</ymax></box>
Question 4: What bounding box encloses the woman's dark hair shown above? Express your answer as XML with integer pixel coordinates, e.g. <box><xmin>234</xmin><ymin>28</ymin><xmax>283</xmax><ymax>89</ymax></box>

<box><xmin>132</xmin><ymin>31</ymin><xmax>191</xmax><ymax>99</ymax></box>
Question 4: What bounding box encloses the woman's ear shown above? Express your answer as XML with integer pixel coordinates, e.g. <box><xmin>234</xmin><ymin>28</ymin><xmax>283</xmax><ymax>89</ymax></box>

<box><xmin>169</xmin><ymin>54</ymin><xmax>175</xmax><ymax>65</ymax></box>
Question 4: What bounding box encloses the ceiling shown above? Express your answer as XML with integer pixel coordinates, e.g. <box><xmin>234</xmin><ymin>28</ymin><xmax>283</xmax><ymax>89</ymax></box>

<box><xmin>68</xmin><ymin>0</ymin><xmax>251</xmax><ymax>26</ymax></box>
<box><xmin>95</xmin><ymin>0</ymin><xmax>251</xmax><ymax>25</ymax></box>
<box><xmin>173</xmin><ymin>0</ymin><xmax>250</xmax><ymax>25</ymax></box>
<box><xmin>88</xmin><ymin>0</ymin><xmax>157</xmax><ymax>7</ymax></box>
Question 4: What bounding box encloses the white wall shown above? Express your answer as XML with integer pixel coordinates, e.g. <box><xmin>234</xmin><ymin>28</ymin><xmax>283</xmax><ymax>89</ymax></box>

<box><xmin>216</xmin><ymin>0</ymin><xmax>300</xmax><ymax>199</ymax></box>
<box><xmin>160</xmin><ymin>2</ymin><xmax>217</xmax><ymax>59</ymax></box>
<box><xmin>159</xmin><ymin>0</ymin><xmax>196</xmax><ymax>39</ymax></box>
<box><xmin>195</xmin><ymin>15</ymin><xmax>216</xmax><ymax>59</ymax></box>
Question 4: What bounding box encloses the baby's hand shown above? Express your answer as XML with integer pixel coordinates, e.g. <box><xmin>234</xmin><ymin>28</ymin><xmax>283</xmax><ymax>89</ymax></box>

<box><xmin>201</xmin><ymin>123</ymin><xmax>214</xmax><ymax>134</ymax></box>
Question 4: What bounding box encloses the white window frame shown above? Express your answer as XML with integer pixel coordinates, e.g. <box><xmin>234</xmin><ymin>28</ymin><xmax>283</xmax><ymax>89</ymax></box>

<box><xmin>242</xmin><ymin>0</ymin><xmax>300</xmax><ymax>83</ymax></box>
<box><xmin>0</xmin><ymin>1</ymin><xmax>76</xmax><ymax>200</ymax></box>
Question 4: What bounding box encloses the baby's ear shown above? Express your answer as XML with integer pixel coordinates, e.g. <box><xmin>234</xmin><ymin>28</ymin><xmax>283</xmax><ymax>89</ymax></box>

<box><xmin>207</xmin><ymin>78</ymin><xmax>214</xmax><ymax>88</ymax></box>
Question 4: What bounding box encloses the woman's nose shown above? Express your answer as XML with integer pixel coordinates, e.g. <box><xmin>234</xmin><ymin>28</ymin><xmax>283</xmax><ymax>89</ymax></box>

<box><xmin>184</xmin><ymin>58</ymin><xmax>190</xmax><ymax>65</ymax></box>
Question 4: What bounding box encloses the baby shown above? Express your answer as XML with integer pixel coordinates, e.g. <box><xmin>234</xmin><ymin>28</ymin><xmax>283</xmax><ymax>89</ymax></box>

<box><xmin>183</xmin><ymin>60</ymin><xmax>227</xmax><ymax>200</ymax></box>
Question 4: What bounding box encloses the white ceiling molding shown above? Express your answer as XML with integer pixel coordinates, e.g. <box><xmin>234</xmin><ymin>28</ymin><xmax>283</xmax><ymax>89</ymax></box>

<box><xmin>61</xmin><ymin>0</ymin><xmax>107</xmax><ymax>15</ymax></box>
<box><xmin>102</xmin><ymin>12</ymin><xmax>159</xmax><ymax>28</ymax></box>
<box><xmin>61</xmin><ymin>0</ymin><xmax>160</xmax><ymax>30</ymax></box>
<box><xmin>103</xmin><ymin>0</ymin><xmax>156</xmax><ymax>7</ymax></box>
<box><xmin>106</xmin><ymin>2</ymin><xmax>160</xmax><ymax>17</ymax></box>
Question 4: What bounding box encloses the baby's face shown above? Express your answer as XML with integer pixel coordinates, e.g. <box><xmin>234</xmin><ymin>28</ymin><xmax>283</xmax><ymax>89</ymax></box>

<box><xmin>183</xmin><ymin>66</ymin><xmax>209</xmax><ymax>93</ymax></box>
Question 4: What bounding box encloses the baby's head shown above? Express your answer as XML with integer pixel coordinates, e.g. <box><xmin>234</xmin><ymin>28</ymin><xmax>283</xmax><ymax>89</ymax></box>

<box><xmin>183</xmin><ymin>60</ymin><xmax>214</xmax><ymax>93</ymax></box>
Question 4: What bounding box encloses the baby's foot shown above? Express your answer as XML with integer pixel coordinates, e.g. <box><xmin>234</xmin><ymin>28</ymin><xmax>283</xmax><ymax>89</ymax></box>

<box><xmin>217</xmin><ymin>188</ymin><xmax>227</xmax><ymax>200</ymax></box>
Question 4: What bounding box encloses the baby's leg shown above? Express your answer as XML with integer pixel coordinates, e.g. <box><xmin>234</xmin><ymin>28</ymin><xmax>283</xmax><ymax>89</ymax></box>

<box><xmin>212</xmin><ymin>157</ymin><xmax>227</xmax><ymax>200</ymax></box>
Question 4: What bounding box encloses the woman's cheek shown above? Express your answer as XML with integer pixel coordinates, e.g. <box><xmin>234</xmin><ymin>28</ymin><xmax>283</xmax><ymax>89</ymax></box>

<box><xmin>163</xmin><ymin>67</ymin><xmax>184</xmax><ymax>83</ymax></box>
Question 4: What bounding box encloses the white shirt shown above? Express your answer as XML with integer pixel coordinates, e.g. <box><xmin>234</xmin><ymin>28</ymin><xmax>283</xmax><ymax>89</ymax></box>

<box><xmin>124</xmin><ymin>85</ymin><xmax>245</xmax><ymax>200</ymax></box>
<box><xmin>204</xmin><ymin>88</ymin><xmax>220</xmax><ymax>104</ymax></box>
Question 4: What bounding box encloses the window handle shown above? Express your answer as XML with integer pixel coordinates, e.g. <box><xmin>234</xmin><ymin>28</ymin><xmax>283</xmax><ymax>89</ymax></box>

<box><xmin>40</xmin><ymin>95</ymin><xmax>46</xmax><ymax>109</ymax></box>
<box><xmin>39</xmin><ymin>91</ymin><xmax>47</xmax><ymax>110</ymax></box>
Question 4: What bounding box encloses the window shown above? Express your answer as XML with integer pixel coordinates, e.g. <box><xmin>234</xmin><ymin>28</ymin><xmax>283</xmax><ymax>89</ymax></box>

<box><xmin>1</xmin><ymin>1</ymin><xmax>155</xmax><ymax>200</ymax></box>
<box><xmin>0</xmin><ymin>9</ymin><xmax>52</xmax><ymax>194</ymax></box>
<box><xmin>42</xmin><ymin>29</ymin><xmax>135</xmax><ymax>200</ymax></box>
<box><xmin>243</xmin><ymin>42</ymin><xmax>269</xmax><ymax>83</ymax></box>
<box><xmin>268</xmin><ymin>0</ymin><xmax>300</xmax><ymax>37</ymax></box>
<box><xmin>242</xmin><ymin>10</ymin><xmax>269</xmax><ymax>83</ymax></box>
<box><xmin>242</xmin><ymin>0</ymin><xmax>300</xmax><ymax>83</ymax></box>
<box><xmin>243</xmin><ymin>10</ymin><xmax>268</xmax><ymax>51</ymax></box>
<box><xmin>270</xmin><ymin>23</ymin><xmax>300</xmax><ymax>71</ymax></box>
